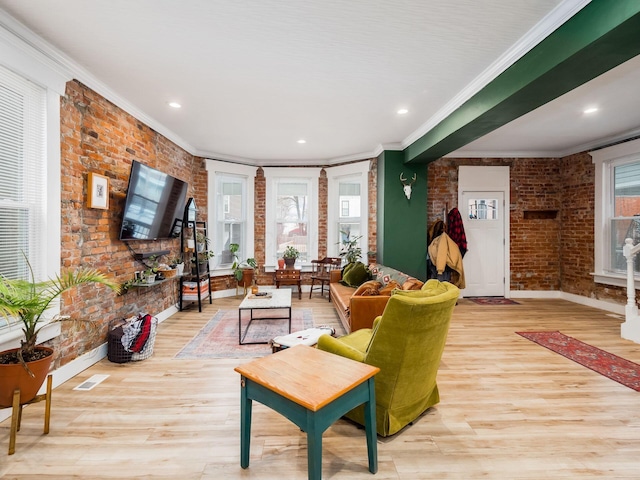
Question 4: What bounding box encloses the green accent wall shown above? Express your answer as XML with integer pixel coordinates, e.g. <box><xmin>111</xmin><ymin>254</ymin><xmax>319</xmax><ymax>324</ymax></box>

<box><xmin>376</xmin><ymin>150</ymin><xmax>428</xmax><ymax>280</ymax></box>
<box><xmin>405</xmin><ymin>0</ymin><xmax>640</xmax><ymax>163</ymax></box>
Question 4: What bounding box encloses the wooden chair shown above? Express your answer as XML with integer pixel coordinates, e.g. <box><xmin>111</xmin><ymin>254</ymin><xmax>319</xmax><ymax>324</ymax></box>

<box><xmin>309</xmin><ymin>257</ymin><xmax>342</xmax><ymax>300</ymax></box>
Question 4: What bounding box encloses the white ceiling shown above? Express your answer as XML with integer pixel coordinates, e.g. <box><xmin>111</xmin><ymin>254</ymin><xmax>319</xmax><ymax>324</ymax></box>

<box><xmin>1</xmin><ymin>0</ymin><xmax>636</xmax><ymax>165</ymax></box>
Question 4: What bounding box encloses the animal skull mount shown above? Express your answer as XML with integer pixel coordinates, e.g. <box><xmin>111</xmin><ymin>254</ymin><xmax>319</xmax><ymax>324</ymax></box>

<box><xmin>400</xmin><ymin>172</ymin><xmax>417</xmax><ymax>200</ymax></box>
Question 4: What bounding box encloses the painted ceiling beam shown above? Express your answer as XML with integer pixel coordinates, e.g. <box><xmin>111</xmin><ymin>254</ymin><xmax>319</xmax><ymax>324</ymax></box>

<box><xmin>404</xmin><ymin>0</ymin><xmax>640</xmax><ymax>164</ymax></box>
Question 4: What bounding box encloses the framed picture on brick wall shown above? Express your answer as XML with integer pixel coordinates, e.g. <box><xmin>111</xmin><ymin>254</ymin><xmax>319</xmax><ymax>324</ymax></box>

<box><xmin>88</xmin><ymin>172</ymin><xmax>109</xmax><ymax>209</ymax></box>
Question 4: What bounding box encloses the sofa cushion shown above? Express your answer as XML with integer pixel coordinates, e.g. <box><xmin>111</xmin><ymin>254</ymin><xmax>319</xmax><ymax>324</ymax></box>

<box><xmin>378</xmin><ymin>280</ymin><xmax>401</xmax><ymax>296</ymax></box>
<box><xmin>393</xmin><ymin>279</ymin><xmax>453</xmax><ymax>298</ymax></box>
<box><xmin>369</xmin><ymin>263</ymin><xmax>409</xmax><ymax>287</ymax></box>
<box><xmin>353</xmin><ymin>280</ymin><xmax>382</xmax><ymax>296</ymax></box>
<box><xmin>340</xmin><ymin>261</ymin><xmax>370</xmax><ymax>287</ymax></box>
<box><xmin>402</xmin><ymin>278</ymin><xmax>424</xmax><ymax>290</ymax></box>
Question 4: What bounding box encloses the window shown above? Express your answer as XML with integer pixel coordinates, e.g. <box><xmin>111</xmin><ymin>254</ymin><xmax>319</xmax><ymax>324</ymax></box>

<box><xmin>467</xmin><ymin>198</ymin><xmax>499</xmax><ymax>220</ymax></box>
<box><xmin>0</xmin><ymin>65</ymin><xmax>46</xmax><ymax>281</ymax></box>
<box><xmin>337</xmin><ymin>181</ymin><xmax>361</xmax><ymax>248</ymax></box>
<box><xmin>327</xmin><ymin>162</ymin><xmax>369</xmax><ymax>259</ymax></box>
<box><xmin>0</xmin><ymin>50</ymin><xmax>63</xmax><ymax>350</ymax></box>
<box><xmin>276</xmin><ymin>181</ymin><xmax>309</xmax><ymax>262</ymax></box>
<box><xmin>593</xmin><ymin>138</ymin><xmax>640</xmax><ymax>285</ymax></box>
<box><xmin>265</xmin><ymin>168</ymin><xmax>320</xmax><ymax>268</ymax></box>
<box><xmin>216</xmin><ymin>176</ymin><xmax>245</xmax><ymax>267</ymax></box>
<box><xmin>206</xmin><ymin>160</ymin><xmax>256</xmax><ymax>273</ymax></box>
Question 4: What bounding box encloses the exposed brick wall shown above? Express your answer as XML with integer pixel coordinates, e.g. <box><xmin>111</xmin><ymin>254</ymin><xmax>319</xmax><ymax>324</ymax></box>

<box><xmin>52</xmin><ymin>80</ymin><xmax>202</xmax><ymax>369</ymax></box>
<box><xmin>255</xmin><ymin>168</ymin><xmax>267</xmax><ymax>285</ymax></box>
<box><xmin>510</xmin><ymin>158</ymin><xmax>562</xmax><ymax>290</ymax></box>
<box><xmin>318</xmin><ymin>169</ymin><xmax>328</xmax><ymax>257</ymax></box>
<box><xmin>428</xmin><ymin>157</ymin><xmax>562</xmax><ymax>291</ymax></box>
<box><xmin>426</xmin><ymin>154</ymin><xmax>627</xmax><ymax>300</ymax></box>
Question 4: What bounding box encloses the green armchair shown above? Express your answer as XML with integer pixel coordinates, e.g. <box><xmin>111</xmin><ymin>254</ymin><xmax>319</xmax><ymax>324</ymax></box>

<box><xmin>317</xmin><ymin>279</ymin><xmax>459</xmax><ymax>436</ymax></box>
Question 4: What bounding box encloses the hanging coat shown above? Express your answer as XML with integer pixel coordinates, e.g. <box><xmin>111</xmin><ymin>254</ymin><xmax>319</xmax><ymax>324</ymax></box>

<box><xmin>446</xmin><ymin>207</ymin><xmax>468</xmax><ymax>257</ymax></box>
<box><xmin>428</xmin><ymin>232</ymin><xmax>465</xmax><ymax>289</ymax></box>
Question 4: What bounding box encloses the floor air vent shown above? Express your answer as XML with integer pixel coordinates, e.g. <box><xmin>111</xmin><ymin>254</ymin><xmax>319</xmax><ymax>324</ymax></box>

<box><xmin>73</xmin><ymin>374</ymin><xmax>109</xmax><ymax>391</ymax></box>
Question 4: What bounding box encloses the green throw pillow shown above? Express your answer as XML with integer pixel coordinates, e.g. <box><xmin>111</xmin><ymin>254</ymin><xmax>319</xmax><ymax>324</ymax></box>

<box><xmin>340</xmin><ymin>262</ymin><xmax>370</xmax><ymax>288</ymax></box>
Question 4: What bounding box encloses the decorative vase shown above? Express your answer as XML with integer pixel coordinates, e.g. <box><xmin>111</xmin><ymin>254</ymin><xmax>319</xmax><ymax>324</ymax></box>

<box><xmin>0</xmin><ymin>346</ymin><xmax>54</xmax><ymax>408</ymax></box>
<box><xmin>278</xmin><ymin>258</ymin><xmax>285</xmax><ymax>269</ymax></box>
<box><xmin>284</xmin><ymin>257</ymin><xmax>296</xmax><ymax>268</ymax></box>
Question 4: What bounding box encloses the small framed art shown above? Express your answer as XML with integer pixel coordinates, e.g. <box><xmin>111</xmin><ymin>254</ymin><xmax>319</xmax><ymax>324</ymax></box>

<box><xmin>87</xmin><ymin>172</ymin><xmax>109</xmax><ymax>209</ymax></box>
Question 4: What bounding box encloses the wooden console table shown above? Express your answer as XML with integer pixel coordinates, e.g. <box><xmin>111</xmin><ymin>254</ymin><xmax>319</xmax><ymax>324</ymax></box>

<box><xmin>235</xmin><ymin>345</ymin><xmax>379</xmax><ymax>479</ymax></box>
<box><xmin>275</xmin><ymin>268</ymin><xmax>302</xmax><ymax>300</ymax></box>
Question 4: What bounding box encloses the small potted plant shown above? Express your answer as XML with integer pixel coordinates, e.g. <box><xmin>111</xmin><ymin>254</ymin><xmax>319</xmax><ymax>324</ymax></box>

<box><xmin>230</xmin><ymin>243</ymin><xmax>257</xmax><ymax>286</ymax></box>
<box><xmin>169</xmin><ymin>255</ymin><xmax>184</xmax><ymax>276</ymax></box>
<box><xmin>338</xmin><ymin>231</ymin><xmax>362</xmax><ymax>265</ymax></box>
<box><xmin>283</xmin><ymin>246</ymin><xmax>300</xmax><ymax>268</ymax></box>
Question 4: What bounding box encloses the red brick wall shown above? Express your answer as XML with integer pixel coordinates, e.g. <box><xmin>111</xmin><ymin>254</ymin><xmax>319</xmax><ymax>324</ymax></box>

<box><xmin>52</xmin><ymin>80</ymin><xmax>202</xmax><ymax>369</ymax></box>
<box><xmin>427</xmin><ymin>154</ymin><xmax>626</xmax><ymax>301</ymax></box>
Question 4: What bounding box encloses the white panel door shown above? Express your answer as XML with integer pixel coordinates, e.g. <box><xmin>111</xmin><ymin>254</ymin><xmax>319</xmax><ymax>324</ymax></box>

<box><xmin>460</xmin><ymin>191</ymin><xmax>505</xmax><ymax>296</ymax></box>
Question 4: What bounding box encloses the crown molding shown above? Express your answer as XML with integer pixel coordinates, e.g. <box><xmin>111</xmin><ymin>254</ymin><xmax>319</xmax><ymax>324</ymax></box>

<box><xmin>0</xmin><ymin>9</ymin><xmax>196</xmax><ymax>156</ymax></box>
<box><xmin>401</xmin><ymin>0</ymin><xmax>592</xmax><ymax>150</ymax></box>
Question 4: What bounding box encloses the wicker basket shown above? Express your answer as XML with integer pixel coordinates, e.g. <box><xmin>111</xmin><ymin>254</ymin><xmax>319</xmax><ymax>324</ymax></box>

<box><xmin>158</xmin><ymin>268</ymin><xmax>176</xmax><ymax>278</ymax></box>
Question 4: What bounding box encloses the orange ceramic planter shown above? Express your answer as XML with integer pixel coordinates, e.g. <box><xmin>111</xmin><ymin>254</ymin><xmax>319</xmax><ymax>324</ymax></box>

<box><xmin>0</xmin><ymin>346</ymin><xmax>53</xmax><ymax>408</ymax></box>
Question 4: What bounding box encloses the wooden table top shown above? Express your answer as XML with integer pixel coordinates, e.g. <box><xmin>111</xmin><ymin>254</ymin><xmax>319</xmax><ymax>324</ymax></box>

<box><xmin>234</xmin><ymin>345</ymin><xmax>379</xmax><ymax>412</ymax></box>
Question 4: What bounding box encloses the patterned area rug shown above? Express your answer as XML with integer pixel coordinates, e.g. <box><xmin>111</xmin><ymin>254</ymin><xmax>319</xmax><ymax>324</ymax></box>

<box><xmin>175</xmin><ymin>308</ymin><xmax>313</xmax><ymax>359</ymax></box>
<box><xmin>467</xmin><ymin>297</ymin><xmax>520</xmax><ymax>305</ymax></box>
<box><xmin>517</xmin><ymin>331</ymin><xmax>640</xmax><ymax>391</ymax></box>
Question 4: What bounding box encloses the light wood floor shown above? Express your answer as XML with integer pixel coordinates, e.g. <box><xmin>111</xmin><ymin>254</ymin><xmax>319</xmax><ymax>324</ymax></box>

<box><xmin>2</xmin><ymin>292</ymin><xmax>640</xmax><ymax>479</ymax></box>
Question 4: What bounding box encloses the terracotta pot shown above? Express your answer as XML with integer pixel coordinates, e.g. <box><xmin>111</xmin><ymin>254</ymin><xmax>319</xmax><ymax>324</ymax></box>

<box><xmin>278</xmin><ymin>258</ymin><xmax>285</xmax><ymax>269</ymax></box>
<box><xmin>238</xmin><ymin>268</ymin><xmax>254</xmax><ymax>287</ymax></box>
<box><xmin>0</xmin><ymin>346</ymin><xmax>54</xmax><ymax>408</ymax></box>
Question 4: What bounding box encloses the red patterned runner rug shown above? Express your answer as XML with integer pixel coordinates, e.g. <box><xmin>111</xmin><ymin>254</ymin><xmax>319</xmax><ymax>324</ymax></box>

<box><xmin>517</xmin><ymin>331</ymin><xmax>640</xmax><ymax>391</ymax></box>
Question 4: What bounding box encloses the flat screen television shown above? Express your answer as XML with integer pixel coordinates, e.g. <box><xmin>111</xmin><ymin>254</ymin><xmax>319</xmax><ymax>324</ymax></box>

<box><xmin>119</xmin><ymin>160</ymin><xmax>189</xmax><ymax>241</ymax></box>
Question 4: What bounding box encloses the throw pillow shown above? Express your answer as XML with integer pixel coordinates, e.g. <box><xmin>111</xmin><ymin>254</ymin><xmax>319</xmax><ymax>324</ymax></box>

<box><xmin>353</xmin><ymin>280</ymin><xmax>382</xmax><ymax>296</ymax></box>
<box><xmin>340</xmin><ymin>262</ymin><xmax>370</xmax><ymax>287</ymax></box>
<box><xmin>378</xmin><ymin>280</ymin><xmax>400</xmax><ymax>296</ymax></box>
<box><xmin>402</xmin><ymin>278</ymin><xmax>424</xmax><ymax>290</ymax></box>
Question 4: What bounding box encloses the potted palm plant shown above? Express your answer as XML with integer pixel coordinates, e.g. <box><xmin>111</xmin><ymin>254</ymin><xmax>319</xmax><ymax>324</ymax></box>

<box><xmin>0</xmin><ymin>263</ymin><xmax>119</xmax><ymax>407</ymax></box>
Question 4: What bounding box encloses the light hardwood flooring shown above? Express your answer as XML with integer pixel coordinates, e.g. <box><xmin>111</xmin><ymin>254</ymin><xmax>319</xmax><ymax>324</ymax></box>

<box><xmin>2</xmin><ymin>292</ymin><xmax>640</xmax><ymax>478</ymax></box>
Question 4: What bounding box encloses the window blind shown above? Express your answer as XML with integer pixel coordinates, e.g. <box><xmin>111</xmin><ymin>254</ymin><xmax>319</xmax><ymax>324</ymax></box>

<box><xmin>0</xmin><ymin>65</ymin><xmax>46</xmax><ymax>281</ymax></box>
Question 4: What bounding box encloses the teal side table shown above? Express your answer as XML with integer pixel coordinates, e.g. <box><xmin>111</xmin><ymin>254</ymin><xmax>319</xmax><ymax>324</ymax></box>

<box><xmin>235</xmin><ymin>345</ymin><xmax>379</xmax><ymax>479</ymax></box>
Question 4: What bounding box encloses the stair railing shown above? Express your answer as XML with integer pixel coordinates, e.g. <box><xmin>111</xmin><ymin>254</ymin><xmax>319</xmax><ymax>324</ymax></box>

<box><xmin>622</xmin><ymin>237</ymin><xmax>640</xmax><ymax>343</ymax></box>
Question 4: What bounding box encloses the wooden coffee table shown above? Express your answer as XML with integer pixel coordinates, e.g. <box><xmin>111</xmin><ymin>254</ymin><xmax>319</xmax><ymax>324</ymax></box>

<box><xmin>234</xmin><ymin>345</ymin><xmax>379</xmax><ymax>479</ymax></box>
<box><xmin>238</xmin><ymin>289</ymin><xmax>292</xmax><ymax>345</ymax></box>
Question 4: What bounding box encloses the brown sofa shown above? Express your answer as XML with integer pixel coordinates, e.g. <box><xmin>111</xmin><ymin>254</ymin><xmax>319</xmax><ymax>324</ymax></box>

<box><xmin>329</xmin><ymin>264</ymin><xmax>423</xmax><ymax>333</ymax></box>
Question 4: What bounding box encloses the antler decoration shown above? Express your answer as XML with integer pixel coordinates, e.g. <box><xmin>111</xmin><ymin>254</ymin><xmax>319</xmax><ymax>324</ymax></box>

<box><xmin>400</xmin><ymin>172</ymin><xmax>417</xmax><ymax>200</ymax></box>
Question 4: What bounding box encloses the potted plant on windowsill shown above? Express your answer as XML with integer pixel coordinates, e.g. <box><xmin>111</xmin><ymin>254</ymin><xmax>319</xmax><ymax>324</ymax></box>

<box><xmin>230</xmin><ymin>243</ymin><xmax>257</xmax><ymax>287</ymax></box>
<box><xmin>282</xmin><ymin>246</ymin><xmax>300</xmax><ymax>268</ymax></box>
<box><xmin>338</xmin><ymin>231</ymin><xmax>363</xmax><ymax>265</ymax></box>
<box><xmin>0</xmin><ymin>262</ymin><xmax>120</xmax><ymax>408</ymax></box>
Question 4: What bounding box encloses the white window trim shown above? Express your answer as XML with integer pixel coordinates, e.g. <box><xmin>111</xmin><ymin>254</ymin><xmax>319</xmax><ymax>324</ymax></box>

<box><xmin>326</xmin><ymin>162</ymin><xmax>369</xmax><ymax>259</ymax></box>
<box><xmin>592</xmin><ymin>137</ymin><xmax>640</xmax><ymax>288</ymax></box>
<box><xmin>206</xmin><ymin>160</ymin><xmax>257</xmax><ymax>276</ymax></box>
<box><xmin>264</xmin><ymin>167</ymin><xmax>321</xmax><ymax>271</ymax></box>
<box><xmin>0</xmin><ymin>27</ymin><xmax>64</xmax><ymax>351</ymax></box>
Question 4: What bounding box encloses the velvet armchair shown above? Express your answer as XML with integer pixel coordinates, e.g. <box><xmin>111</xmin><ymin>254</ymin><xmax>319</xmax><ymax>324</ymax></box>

<box><xmin>317</xmin><ymin>279</ymin><xmax>459</xmax><ymax>436</ymax></box>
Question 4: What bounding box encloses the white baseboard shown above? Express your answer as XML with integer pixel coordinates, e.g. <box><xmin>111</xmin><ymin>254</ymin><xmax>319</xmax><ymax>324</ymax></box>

<box><xmin>0</xmin><ymin>304</ymin><xmax>177</xmax><ymax>423</ymax></box>
<box><xmin>509</xmin><ymin>290</ymin><xmax>625</xmax><ymax>315</ymax></box>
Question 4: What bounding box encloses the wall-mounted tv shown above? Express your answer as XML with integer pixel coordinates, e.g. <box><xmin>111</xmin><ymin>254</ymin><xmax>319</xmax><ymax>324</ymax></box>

<box><xmin>119</xmin><ymin>160</ymin><xmax>189</xmax><ymax>241</ymax></box>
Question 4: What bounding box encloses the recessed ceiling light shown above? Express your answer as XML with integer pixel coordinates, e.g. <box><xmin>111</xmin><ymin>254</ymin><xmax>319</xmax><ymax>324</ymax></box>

<box><xmin>583</xmin><ymin>107</ymin><xmax>598</xmax><ymax>114</ymax></box>
<box><xmin>397</xmin><ymin>108</ymin><xmax>409</xmax><ymax>115</ymax></box>
<box><xmin>297</xmin><ymin>139</ymin><xmax>306</xmax><ymax>144</ymax></box>
<box><xmin>168</xmin><ymin>102</ymin><xmax>181</xmax><ymax>109</ymax></box>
